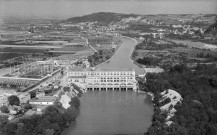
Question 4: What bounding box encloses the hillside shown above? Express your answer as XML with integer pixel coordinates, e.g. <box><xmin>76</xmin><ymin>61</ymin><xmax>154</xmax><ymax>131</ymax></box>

<box><xmin>63</xmin><ymin>12</ymin><xmax>138</xmax><ymax>25</ymax></box>
<box><xmin>141</xmin><ymin>64</ymin><xmax>217</xmax><ymax>135</ymax></box>
<box><xmin>204</xmin><ymin>19</ymin><xmax>217</xmax><ymax>36</ymax></box>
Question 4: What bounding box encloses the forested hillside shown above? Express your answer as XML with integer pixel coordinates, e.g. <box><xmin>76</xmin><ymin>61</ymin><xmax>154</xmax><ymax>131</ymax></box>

<box><xmin>140</xmin><ymin>64</ymin><xmax>217</xmax><ymax>135</ymax></box>
<box><xmin>63</xmin><ymin>12</ymin><xmax>137</xmax><ymax>25</ymax></box>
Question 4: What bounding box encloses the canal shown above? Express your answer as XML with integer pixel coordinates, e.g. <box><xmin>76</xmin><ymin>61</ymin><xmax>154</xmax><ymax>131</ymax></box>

<box><xmin>62</xmin><ymin>91</ymin><xmax>154</xmax><ymax>135</ymax></box>
<box><xmin>62</xmin><ymin>37</ymin><xmax>153</xmax><ymax>134</ymax></box>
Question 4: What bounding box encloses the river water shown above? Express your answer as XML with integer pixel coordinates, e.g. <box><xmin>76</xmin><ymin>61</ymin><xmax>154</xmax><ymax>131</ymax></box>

<box><xmin>62</xmin><ymin>91</ymin><xmax>153</xmax><ymax>135</ymax></box>
<box><xmin>62</xmin><ymin>37</ymin><xmax>153</xmax><ymax>134</ymax></box>
<box><xmin>96</xmin><ymin>37</ymin><xmax>145</xmax><ymax>75</ymax></box>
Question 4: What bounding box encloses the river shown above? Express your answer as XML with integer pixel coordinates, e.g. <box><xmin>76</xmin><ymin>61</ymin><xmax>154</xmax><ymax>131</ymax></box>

<box><xmin>96</xmin><ymin>37</ymin><xmax>145</xmax><ymax>75</ymax></box>
<box><xmin>62</xmin><ymin>91</ymin><xmax>153</xmax><ymax>135</ymax></box>
<box><xmin>62</xmin><ymin>37</ymin><xmax>153</xmax><ymax>134</ymax></box>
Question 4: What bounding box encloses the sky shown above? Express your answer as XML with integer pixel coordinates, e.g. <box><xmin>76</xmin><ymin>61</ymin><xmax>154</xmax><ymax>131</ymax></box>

<box><xmin>0</xmin><ymin>0</ymin><xmax>216</xmax><ymax>18</ymax></box>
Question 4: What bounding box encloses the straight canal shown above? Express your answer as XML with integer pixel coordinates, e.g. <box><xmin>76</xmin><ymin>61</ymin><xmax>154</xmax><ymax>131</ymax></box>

<box><xmin>62</xmin><ymin>37</ymin><xmax>154</xmax><ymax>135</ymax></box>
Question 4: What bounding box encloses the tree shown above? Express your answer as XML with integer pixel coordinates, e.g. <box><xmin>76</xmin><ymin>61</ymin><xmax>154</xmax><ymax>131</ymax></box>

<box><xmin>30</xmin><ymin>91</ymin><xmax>36</xmax><ymax>99</ymax></box>
<box><xmin>71</xmin><ymin>83</ymin><xmax>82</xmax><ymax>94</ymax></box>
<box><xmin>99</xmin><ymin>50</ymin><xmax>103</xmax><ymax>55</ymax></box>
<box><xmin>105</xmin><ymin>55</ymin><xmax>110</xmax><ymax>60</ymax></box>
<box><xmin>143</xmin><ymin>34</ymin><xmax>152</xmax><ymax>44</ymax></box>
<box><xmin>0</xmin><ymin>115</ymin><xmax>8</xmax><ymax>130</ymax></box>
<box><xmin>3</xmin><ymin>122</ymin><xmax>17</xmax><ymax>134</ymax></box>
<box><xmin>69</xmin><ymin>97</ymin><xmax>80</xmax><ymax>109</ymax></box>
<box><xmin>0</xmin><ymin>105</ymin><xmax>9</xmax><ymax>113</ymax></box>
<box><xmin>63</xmin><ymin>87</ymin><xmax>70</xmax><ymax>92</ymax></box>
<box><xmin>8</xmin><ymin>95</ymin><xmax>20</xmax><ymax>106</ymax></box>
<box><xmin>61</xmin><ymin>69</ymin><xmax>64</xmax><ymax>75</ymax></box>
<box><xmin>63</xmin><ymin>106</ymin><xmax>78</xmax><ymax>121</ymax></box>
<box><xmin>23</xmin><ymin>103</ymin><xmax>32</xmax><ymax>110</ymax></box>
<box><xmin>45</xmin><ymin>90</ymin><xmax>52</xmax><ymax>95</ymax></box>
<box><xmin>35</xmin><ymin>118</ymin><xmax>50</xmax><ymax>133</ymax></box>
<box><xmin>210</xmin><ymin>76</ymin><xmax>217</xmax><ymax>88</ymax></box>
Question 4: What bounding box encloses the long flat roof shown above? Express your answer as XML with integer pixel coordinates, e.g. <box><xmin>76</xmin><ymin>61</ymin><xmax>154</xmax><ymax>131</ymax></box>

<box><xmin>68</xmin><ymin>76</ymin><xmax>86</xmax><ymax>78</ymax></box>
<box><xmin>95</xmin><ymin>67</ymin><xmax>134</xmax><ymax>72</ymax></box>
<box><xmin>68</xmin><ymin>67</ymin><xmax>92</xmax><ymax>72</ymax></box>
<box><xmin>68</xmin><ymin>67</ymin><xmax>134</xmax><ymax>72</ymax></box>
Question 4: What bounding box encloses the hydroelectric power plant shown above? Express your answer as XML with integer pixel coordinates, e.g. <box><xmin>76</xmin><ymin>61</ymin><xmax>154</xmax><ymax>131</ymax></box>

<box><xmin>67</xmin><ymin>67</ymin><xmax>137</xmax><ymax>91</ymax></box>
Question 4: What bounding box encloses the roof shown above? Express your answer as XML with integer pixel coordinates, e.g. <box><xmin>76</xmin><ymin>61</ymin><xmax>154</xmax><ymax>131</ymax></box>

<box><xmin>95</xmin><ymin>67</ymin><xmax>134</xmax><ymax>72</ymax></box>
<box><xmin>68</xmin><ymin>67</ymin><xmax>134</xmax><ymax>72</ymax></box>
<box><xmin>29</xmin><ymin>96</ymin><xmax>57</xmax><ymax>103</ymax></box>
<box><xmin>68</xmin><ymin>67</ymin><xmax>92</xmax><ymax>72</ymax></box>
<box><xmin>68</xmin><ymin>76</ymin><xmax>86</xmax><ymax>78</ymax></box>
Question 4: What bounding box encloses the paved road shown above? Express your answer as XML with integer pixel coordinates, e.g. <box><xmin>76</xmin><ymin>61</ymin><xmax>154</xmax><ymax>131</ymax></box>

<box><xmin>96</xmin><ymin>37</ymin><xmax>145</xmax><ymax>75</ymax></box>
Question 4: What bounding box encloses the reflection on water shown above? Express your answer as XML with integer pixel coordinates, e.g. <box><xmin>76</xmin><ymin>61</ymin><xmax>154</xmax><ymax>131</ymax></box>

<box><xmin>62</xmin><ymin>91</ymin><xmax>154</xmax><ymax>135</ymax></box>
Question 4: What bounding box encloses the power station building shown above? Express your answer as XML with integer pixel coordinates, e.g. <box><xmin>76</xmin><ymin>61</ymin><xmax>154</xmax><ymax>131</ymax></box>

<box><xmin>67</xmin><ymin>67</ymin><xmax>137</xmax><ymax>90</ymax></box>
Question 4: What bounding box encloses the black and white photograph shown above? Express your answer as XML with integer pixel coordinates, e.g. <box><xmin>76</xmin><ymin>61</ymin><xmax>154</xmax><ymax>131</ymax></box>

<box><xmin>0</xmin><ymin>0</ymin><xmax>216</xmax><ymax>135</ymax></box>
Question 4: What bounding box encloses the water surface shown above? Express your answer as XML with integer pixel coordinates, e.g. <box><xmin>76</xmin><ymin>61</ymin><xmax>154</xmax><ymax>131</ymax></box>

<box><xmin>62</xmin><ymin>91</ymin><xmax>154</xmax><ymax>135</ymax></box>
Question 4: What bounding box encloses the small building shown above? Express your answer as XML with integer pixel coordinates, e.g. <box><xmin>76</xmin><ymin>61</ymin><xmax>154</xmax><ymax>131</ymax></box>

<box><xmin>29</xmin><ymin>96</ymin><xmax>57</xmax><ymax>106</ymax></box>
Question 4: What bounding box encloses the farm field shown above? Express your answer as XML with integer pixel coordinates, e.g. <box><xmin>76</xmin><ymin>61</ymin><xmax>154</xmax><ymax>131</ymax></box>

<box><xmin>0</xmin><ymin>48</ymin><xmax>47</xmax><ymax>53</ymax></box>
<box><xmin>166</xmin><ymin>47</ymin><xmax>217</xmax><ymax>58</ymax></box>
<box><xmin>91</xmin><ymin>44</ymin><xmax>115</xmax><ymax>50</ymax></box>
<box><xmin>50</xmin><ymin>45</ymin><xmax>91</xmax><ymax>52</ymax></box>
<box><xmin>166</xmin><ymin>39</ymin><xmax>217</xmax><ymax>51</ymax></box>
<box><xmin>0</xmin><ymin>53</ymin><xmax>27</xmax><ymax>61</ymax></box>
<box><xmin>133</xmin><ymin>38</ymin><xmax>217</xmax><ymax>69</ymax></box>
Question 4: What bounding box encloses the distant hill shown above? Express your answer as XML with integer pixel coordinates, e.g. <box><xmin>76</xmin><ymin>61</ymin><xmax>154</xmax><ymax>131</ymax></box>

<box><xmin>63</xmin><ymin>12</ymin><xmax>138</xmax><ymax>25</ymax></box>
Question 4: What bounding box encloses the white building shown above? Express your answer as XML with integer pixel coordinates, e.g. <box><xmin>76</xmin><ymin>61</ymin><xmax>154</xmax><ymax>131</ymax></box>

<box><xmin>67</xmin><ymin>67</ymin><xmax>137</xmax><ymax>91</ymax></box>
<box><xmin>29</xmin><ymin>96</ymin><xmax>57</xmax><ymax>106</ymax></box>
